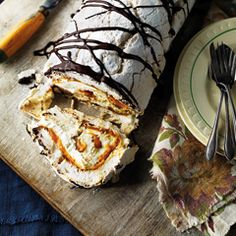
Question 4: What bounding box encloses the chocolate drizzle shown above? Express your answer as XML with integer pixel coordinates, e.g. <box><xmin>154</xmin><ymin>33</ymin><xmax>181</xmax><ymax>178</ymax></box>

<box><xmin>35</xmin><ymin>0</ymin><xmax>190</xmax><ymax>108</ymax></box>
<box><xmin>18</xmin><ymin>73</ymin><xmax>36</xmax><ymax>85</ymax></box>
<box><xmin>159</xmin><ymin>0</ymin><xmax>190</xmax><ymax>35</ymax></box>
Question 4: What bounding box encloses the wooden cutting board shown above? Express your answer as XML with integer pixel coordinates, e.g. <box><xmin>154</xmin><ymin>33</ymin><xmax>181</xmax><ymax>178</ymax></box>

<box><xmin>0</xmin><ymin>1</ymin><xmax>201</xmax><ymax>235</ymax></box>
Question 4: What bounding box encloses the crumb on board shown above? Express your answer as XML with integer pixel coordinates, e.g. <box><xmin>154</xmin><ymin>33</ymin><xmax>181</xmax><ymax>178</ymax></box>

<box><xmin>18</xmin><ymin>69</ymin><xmax>36</xmax><ymax>85</ymax></box>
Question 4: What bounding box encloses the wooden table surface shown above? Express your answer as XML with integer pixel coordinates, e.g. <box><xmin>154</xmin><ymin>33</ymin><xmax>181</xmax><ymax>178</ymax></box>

<box><xmin>0</xmin><ymin>0</ymin><xmax>231</xmax><ymax>235</ymax></box>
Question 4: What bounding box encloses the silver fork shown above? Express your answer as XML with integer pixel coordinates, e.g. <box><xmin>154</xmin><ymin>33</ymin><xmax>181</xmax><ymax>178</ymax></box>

<box><xmin>216</xmin><ymin>43</ymin><xmax>235</xmax><ymax>160</ymax></box>
<box><xmin>206</xmin><ymin>43</ymin><xmax>236</xmax><ymax>160</ymax></box>
<box><xmin>220</xmin><ymin>44</ymin><xmax>236</xmax><ymax>145</ymax></box>
<box><xmin>205</xmin><ymin>75</ymin><xmax>223</xmax><ymax>161</ymax></box>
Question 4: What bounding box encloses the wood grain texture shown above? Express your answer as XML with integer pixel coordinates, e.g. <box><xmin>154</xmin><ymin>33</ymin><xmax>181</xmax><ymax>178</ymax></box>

<box><xmin>0</xmin><ymin>1</ymin><xmax>205</xmax><ymax>235</ymax></box>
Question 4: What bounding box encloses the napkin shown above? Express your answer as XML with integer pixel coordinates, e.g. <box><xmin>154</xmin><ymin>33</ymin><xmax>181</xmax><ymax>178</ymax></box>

<box><xmin>0</xmin><ymin>160</ymin><xmax>64</xmax><ymax>225</ymax></box>
<box><xmin>151</xmin><ymin>97</ymin><xmax>236</xmax><ymax>236</ymax></box>
<box><xmin>150</xmin><ymin>2</ymin><xmax>236</xmax><ymax>236</ymax></box>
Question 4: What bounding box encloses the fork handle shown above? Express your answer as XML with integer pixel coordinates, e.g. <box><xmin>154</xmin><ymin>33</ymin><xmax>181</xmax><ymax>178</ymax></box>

<box><xmin>224</xmin><ymin>86</ymin><xmax>236</xmax><ymax>150</ymax></box>
<box><xmin>206</xmin><ymin>92</ymin><xmax>224</xmax><ymax>160</ymax></box>
<box><xmin>224</xmin><ymin>91</ymin><xmax>235</xmax><ymax>160</ymax></box>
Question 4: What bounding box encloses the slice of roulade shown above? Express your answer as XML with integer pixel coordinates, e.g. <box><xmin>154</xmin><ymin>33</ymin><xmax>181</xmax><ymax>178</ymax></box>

<box><xmin>27</xmin><ymin>106</ymin><xmax>138</xmax><ymax>188</ymax></box>
<box><xmin>20</xmin><ymin>0</ymin><xmax>195</xmax><ymax>187</ymax></box>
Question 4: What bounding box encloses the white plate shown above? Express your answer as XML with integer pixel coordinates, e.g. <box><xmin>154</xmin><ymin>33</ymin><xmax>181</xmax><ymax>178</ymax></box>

<box><xmin>174</xmin><ymin>18</ymin><xmax>236</xmax><ymax>154</ymax></box>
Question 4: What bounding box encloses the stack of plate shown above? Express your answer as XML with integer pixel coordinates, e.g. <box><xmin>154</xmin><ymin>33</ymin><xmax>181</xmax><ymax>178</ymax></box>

<box><xmin>174</xmin><ymin>18</ymin><xmax>236</xmax><ymax>155</ymax></box>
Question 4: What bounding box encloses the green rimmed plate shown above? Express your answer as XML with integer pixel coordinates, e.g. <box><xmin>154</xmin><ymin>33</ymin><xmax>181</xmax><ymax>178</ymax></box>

<box><xmin>174</xmin><ymin>18</ymin><xmax>236</xmax><ymax>155</ymax></box>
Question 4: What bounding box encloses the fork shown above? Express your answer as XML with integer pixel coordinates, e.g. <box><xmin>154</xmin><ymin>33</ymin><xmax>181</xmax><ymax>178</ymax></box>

<box><xmin>220</xmin><ymin>44</ymin><xmax>236</xmax><ymax>144</ymax></box>
<box><xmin>216</xmin><ymin>43</ymin><xmax>236</xmax><ymax>160</ymax></box>
<box><xmin>206</xmin><ymin>43</ymin><xmax>236</xmax><ymax>160</ymax></box>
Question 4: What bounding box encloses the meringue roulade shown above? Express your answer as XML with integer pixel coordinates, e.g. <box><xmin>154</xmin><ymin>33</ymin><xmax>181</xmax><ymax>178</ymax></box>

<box><xmin>20</xmin><ymin>0</ymin><xmax>195</xmax><ymax>187</ymax></box>
<box><xmin>27</xmin><ymin>106</ymin><xmax>138</xmax><ymax>188</ymax></box>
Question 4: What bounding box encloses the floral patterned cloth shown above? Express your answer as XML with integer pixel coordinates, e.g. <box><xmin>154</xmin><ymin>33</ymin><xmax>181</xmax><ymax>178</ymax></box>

<box><xmin>150</xmin><ymin>3</ymin><xmax>236</xmax><ymax>234</ymax></box>
<box><xmin>151</xmin><ymin>97</ymin><xmax>236</xmax><ymax>235</ymax></box>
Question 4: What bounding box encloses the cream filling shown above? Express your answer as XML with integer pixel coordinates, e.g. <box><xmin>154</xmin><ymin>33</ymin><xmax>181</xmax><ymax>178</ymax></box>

<box><xmin>50</xmin><ymin>72</ymin><xmax>139</xmax><ymax>134</ymax></box>
<box><xmin>19</xmin><ymin>82</ymin><xmax>54</xmax><ymax>119</ymax></box>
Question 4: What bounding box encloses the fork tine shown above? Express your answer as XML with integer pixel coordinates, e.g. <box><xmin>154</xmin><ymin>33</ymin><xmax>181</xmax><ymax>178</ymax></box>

<box><xmin>216</xmin><ymin>43</ymin><xmax>225</xmax><ymax>74</ymax></box>
<box><xmin>229</xmin><ymin>50</ymin><xmax>234</xmax><ymax>75</ymax></box>
<box><xmin>209</xmin><ymin>64</ymin><xmax>215</xmax><ymax>81</ymax></box>
<box><xmin>210</xmin><ymin>43</ymin><xmax>215</xmax><ymax>58</ymax></box>
<box><xmin>225</xmin><ymin>43</ymin><xmax>231</xmax><ymax>70</ymax></box>
<box><xmin>221</xmin><ymin>43</ymin><xmax>228</xmax><ymax>74</ymax></box>
<box><xmin>215</xmin><ymin>42</ymin><xmax>220</xmax><ymax>68</ymax></box>
<box><xmin>227</xmin><ymin>46</ymin><xmax>232</xmax><ymax>68</ymax></box>
<box><xmin>228</xmin><ymin>47</ymin><xmax>233</xmax><ymax>70</ymax></box>
<box><xmin>232</xmin><ymin>54</ymin><xmax>236</xmax><ymax>80</ymax></box>
<box><xmin>211</xmin><ymin>61</ymin><xmax>217</xmax><ymax>82</ymax></box>
<box><xmin>212</xmin><ymin>43</ymin><xmax>220</xmax><ymax>79</ymax></box>
<box><xmin>225</xmin><ymin>44</ymin><xmax>231</xmax><ymax>75</ymax></box>
<box><xmin>215</xmin><ymin>43</ymin><xmax>222</xmax><ymax>75</ymax></box>
<box><xmin>210</xmin><ymin>43</ymin><xmax>216</xmax><ymax>68</ymax></box>
<box><xmin>231</xmin><ymin>53</ymin><xmax>236</xmax><ymax>76</ymax></box>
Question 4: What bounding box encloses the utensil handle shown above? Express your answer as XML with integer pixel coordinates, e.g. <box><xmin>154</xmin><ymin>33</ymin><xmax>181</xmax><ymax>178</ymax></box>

<box><xmin>224</xmin><ymin>91</ymin><xmax>235</xmax><ymax>160</ymax></box>
<box><xmin>0</xmin><ymin>10</ymin><xmax>46</xmax><ymax>63</ymax></box>
<box><xmin>225</xmin><ymin>87</ymin><xmax>236</xmax><ymax>148</ymax></box>
<box><xmin>206</xmin><ymin>92</ymin><xmax>224</xmax><ymax>160</ymax></box>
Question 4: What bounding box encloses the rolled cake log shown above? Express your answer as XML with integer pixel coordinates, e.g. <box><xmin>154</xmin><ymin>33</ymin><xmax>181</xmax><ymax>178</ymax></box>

<box><xmin>20</xmin><ymin>0</ymin><xmax>195</xmax><ymax>187</ymax></box>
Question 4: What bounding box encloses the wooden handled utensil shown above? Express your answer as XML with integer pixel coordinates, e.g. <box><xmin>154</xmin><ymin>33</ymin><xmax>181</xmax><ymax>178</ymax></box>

<box><xmin>0</xmin><ymin>0</ymin><xmax>62</xmax><ymax>63</ymax></box>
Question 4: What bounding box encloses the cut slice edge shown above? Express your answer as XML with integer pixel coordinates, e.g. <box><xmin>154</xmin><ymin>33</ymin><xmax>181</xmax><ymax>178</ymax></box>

<box><xmin>19</xmin><ymin>72</ymin><xmax>140</xmax><ymax>134</ymax></box>
<box><xmin>27</xmin><ymin>106</ymin><xmax>138</xmax><ymax>188</ymax></box>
